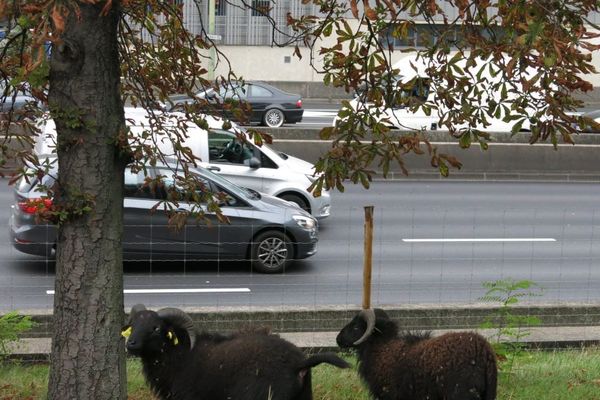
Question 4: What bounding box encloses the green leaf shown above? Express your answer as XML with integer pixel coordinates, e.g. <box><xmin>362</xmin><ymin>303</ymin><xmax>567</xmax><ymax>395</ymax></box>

<box><xmin>320</xmin><ymin>126</ymin><xmax>335</xmax><ymax>139</ymax></box>
<box><xmin>439</xmin><ymin>161</ymin><xmax>449</xmax><ymax>177</ymax></box>
<box><xmin>459</xmin><ymin>133</ymin><xmax>471</xmax><ymax>149</ymax></box>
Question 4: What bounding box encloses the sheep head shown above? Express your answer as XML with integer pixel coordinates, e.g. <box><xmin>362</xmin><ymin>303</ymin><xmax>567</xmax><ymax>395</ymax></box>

<box><xmin>336</xmin><ymin>308</ymin><xmax>393</xmax><ymax>348</ymax></box>
<box><xmin>121</xmin><ymin>304</ymin><xmax>197</xmax><ymax>356</ymax></box>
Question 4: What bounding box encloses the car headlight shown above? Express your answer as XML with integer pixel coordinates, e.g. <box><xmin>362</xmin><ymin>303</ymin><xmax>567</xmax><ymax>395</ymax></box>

<box><xmin>293</xmin><ymin>215</ymin><xmax>316</xmax><ymax>230</ymax></box>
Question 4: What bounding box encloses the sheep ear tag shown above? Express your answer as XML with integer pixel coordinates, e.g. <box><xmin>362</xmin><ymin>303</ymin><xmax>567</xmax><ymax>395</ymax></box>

<box><xmin>167</xmin><ymin>330</ymin><xmax>179</xmax><ymax>345</ymax></box>
<box><xmin>121</xmin><ymin>326</ymin><xmax>132</xmax><ymax>338</ymax></box>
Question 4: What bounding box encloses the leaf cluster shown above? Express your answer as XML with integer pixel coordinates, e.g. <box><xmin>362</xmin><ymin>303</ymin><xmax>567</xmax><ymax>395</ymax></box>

<box><xmin>287</xmin><ymin>0</ymin><xmax>600</xmax><ymax>193</ymax></box>
<box><xmin>0</xmin><ymin>311</ymin><xmax>35</xmax><ymax>360</ymax></box>
<box><xmin>0</xmin><ymin>0</ymin><xmax>273</xmax><ymax>227</ymax></box>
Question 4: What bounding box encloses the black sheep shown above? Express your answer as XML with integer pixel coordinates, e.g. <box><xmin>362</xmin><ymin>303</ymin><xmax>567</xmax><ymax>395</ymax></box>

<box><xmin>122</xmin><ymin>304</ymin><xmax>350</xmax><ymax>400</ymax></box>
<box><xmin>336</xmin><ymin>308</ymin><xmax>497</xmax><ymax>400</ymax></box>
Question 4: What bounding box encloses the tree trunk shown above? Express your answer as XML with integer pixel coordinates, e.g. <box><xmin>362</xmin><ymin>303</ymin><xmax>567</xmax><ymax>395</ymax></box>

<box><xmin>47</xmin><ymin>2</ymin><xmax>127</xmax><ymax>399</ymax></box>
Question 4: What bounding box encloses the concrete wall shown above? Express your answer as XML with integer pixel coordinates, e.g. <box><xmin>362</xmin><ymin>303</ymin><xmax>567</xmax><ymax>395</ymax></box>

<box><xmin>19</xmin><ymin>304</ymin><xmax>600</xmax><ymax>338</ymax></box>
<box><xmin>3</xmin><ymin>127</ymin><xmax>600</xmax><ymax>179</ymax></box>
<box><xmin>263</xmin><ymin>129</ymin><xmax>600</xmax><ymax>179</ymax></box>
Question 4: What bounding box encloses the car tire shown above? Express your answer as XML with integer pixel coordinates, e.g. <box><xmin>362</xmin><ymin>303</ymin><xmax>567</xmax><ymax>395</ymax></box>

<box><xmin>279</xmin><ymin>193</ymin><xmax>310</xmax><ymax>214</ymax></box>
<box><xmin>263</xmin><ymin>109</ymin><xmax>285</xmax><ymax>128</ymax></box>
<box><xmin>251</xmin><ymin>230</ymin><xmax>294</xmax><ymax>273</ymax></box>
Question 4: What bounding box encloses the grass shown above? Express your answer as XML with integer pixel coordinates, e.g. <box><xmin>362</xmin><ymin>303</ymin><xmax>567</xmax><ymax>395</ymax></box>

<box><xmin>3</xmin><ymin>349</ymin><xmax>600</xmax><ymax>399</ymax></box>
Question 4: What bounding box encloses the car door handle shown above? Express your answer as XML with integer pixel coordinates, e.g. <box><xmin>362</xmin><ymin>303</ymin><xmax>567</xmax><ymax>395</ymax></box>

<box><xmin>207</xmin><ymin>166</ymin><xmax>221</xmax><ymax>172</ymax></box>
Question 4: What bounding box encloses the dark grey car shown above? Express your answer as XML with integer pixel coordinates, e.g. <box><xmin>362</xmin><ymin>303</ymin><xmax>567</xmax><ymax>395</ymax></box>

<box><xmin>171</xmin><ymin>81</ymin><xmax>304</xmax><ymax>128</ymax></box>
<box><xmin>9</xmin><ymin>162</ymin><xmax>318</xmax><ymax>273</ymax></box>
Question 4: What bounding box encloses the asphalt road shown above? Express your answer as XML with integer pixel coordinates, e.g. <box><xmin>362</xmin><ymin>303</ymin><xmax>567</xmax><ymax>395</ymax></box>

<box><xmin>288</xmin><ymin>100</ymin><xmax>600</xmax><ymax>129</ymax></box>
<box><xmin>2</xmin><ymin>179</ymin><xmax>600</xmax><ymax>312</ymax></box>
<box><xmin>293</xmin><ymin>100</ymin><xmax>337</xmax><ymax>128</ymax></box>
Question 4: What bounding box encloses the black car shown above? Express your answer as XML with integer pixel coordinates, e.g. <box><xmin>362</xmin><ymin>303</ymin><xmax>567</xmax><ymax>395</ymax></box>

<box><xmin>172</xmin><ymin>81</ymin><xmax>304</xmax><ymax>128</ymax></box>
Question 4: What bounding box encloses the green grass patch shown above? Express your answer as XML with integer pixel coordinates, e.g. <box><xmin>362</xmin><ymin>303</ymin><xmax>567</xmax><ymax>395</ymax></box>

<box><xmin>2</xmin><ymin>349</ymin><xmax>600</xmax><ymax>399</ymax></box>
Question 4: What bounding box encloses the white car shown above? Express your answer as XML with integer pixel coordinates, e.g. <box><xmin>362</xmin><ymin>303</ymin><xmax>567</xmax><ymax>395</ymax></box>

<box><xmin>34</xmin><ymin>108</ymin><xmax>331</xmax><ymax>219</ymax></box>
<box><xmin>336</xmin><ymin>54</ymin><xmax>537</xmax><ymax>133</ymax></box>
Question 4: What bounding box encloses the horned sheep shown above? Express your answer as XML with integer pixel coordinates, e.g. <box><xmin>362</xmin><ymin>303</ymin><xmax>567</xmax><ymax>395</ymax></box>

<box><xmin>336</xmin><ymin>308</ymin><xmax>497</xmax><ymax>400</ymax></box>
<box><xmin>122</xmin><ymin>304</ymin><xmax>350</xmax><ymax>400</ymax></box>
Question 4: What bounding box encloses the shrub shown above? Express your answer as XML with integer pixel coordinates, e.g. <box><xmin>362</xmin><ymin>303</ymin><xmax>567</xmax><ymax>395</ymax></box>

<box><xmin>0</xmin><ymin>311</ymin><xmax>35</xmax><ymax>359</ymax></box>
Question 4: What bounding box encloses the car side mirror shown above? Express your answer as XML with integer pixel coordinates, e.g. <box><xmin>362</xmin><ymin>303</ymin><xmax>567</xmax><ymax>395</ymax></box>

<box><xmin>248</xmin><ymin>157</ymin><xmax>261</xmax><ymax>169</ymax></box>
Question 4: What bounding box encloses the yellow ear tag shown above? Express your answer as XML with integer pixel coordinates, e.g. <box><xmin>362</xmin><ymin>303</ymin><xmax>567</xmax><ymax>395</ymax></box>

<box><xmin>121</xmin><ymin>327</ymin><xmax>132</xmax><ymax>338</ymax></box>
<box><xmin>168</xmin><ymin>331</ymin><xmax>179</xmax><ymax>345</ymax></box>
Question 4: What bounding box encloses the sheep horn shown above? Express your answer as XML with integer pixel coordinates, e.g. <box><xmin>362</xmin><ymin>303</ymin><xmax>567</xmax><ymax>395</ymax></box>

<box><xmin>128</xmin><ymin>304</ymin><xmax>147</xmax><ymax>323</ymax></box>
<box><xmin>157</xmin><ymin>307</ymin><xmax>196</xmax><ymax>349</ymax></box>
<box><xmin>353</xmin><ymin>308</ymin><xmax>377</xmax><ymax>345</ymax></box>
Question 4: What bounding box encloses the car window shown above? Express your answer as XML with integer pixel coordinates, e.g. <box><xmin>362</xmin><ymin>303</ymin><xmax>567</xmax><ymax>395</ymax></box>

<box><xmin>155</xmin><ymin>169</ymin><xmax>213</xmax><ymax>203</ymax></box>
<box><xmin>259</xmin><ymin>152</ymin><xmax>277</xmax><ymax>169</ymax></box>
<box><xmin>393</xmin><ymin>77</ymin><xmax>430</xmax><ymax>107</ymax></box>
<box><xmin>208</xmin><ymin>130</ymin><xmax>254</xmax><ymax>165</ymax></box>
<box><xmin>155</xmin><ymin>168</ymin><xmax>247</xmax><ymax>207</ymax></box>
<box><xmin>249</xmin><ymin>84</ymin><xmax>273</xmax><ymax>97</ymax></box>
<box><xmin>17</xmin><ymin>167</ymin><xmax>57</xmax><ymax>194</ymax></box>
<box><xmin>219</xmin><ymin>83</ymin><xmax>247</xmax><ymax>100</ymax></box>
<box><xmin>124</xmin><ymin>169</ymin><xmax>155</xmax><ymax>199</ymax></box>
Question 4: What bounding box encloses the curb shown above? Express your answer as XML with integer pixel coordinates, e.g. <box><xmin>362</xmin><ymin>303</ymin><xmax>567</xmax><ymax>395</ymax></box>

<box><xmin>8</xmin><ymin>326</ymin><xmax>600</xmax><ymax>361</ymax></box>
<box><xmin>8</xmin><ymin>304</ymin><xmax>600</xmax><ymax>359</ymax></box>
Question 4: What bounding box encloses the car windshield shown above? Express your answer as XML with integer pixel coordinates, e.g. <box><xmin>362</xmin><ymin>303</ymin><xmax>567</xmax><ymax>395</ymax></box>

<box><xmin>196</xmin><ymin>167</ymin><xmax>256</xmax><ymax>201</ymax></box>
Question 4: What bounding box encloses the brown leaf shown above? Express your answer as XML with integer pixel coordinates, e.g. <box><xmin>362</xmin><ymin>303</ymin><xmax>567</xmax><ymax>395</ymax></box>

<box><xmin>100</xmin><ymin>0</ymin><xmax>114</xmax><ymax>16</ymax></box>
<box><xmin>293</xmin><ymin>45</ymin><xmax>302</xmax><ymax>60</ymax></box>
<box><xmin>365</xmin><ymin>6</ymin><xmax>378</xmax><ymax>20</ymax></box>
<box><xmin>20</xmin><ymin>4</ymin><xmax>44</xmax><ymax>13</ymax></box>
<box><xmin>350</xmin><ymin>0</ymin><xmax>359</xmax><ymax>19</ymax></box>
<box><xmin>51</xmin><ymin>6</ymin><xmax>66</xmax><ymax>34</ymax></box>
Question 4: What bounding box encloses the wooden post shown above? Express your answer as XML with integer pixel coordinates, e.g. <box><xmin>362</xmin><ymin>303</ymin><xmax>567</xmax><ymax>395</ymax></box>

<box><xmin>363</xmin><ymin>206</ymin><xmax>374</xmax><ymax>310</ymax></box>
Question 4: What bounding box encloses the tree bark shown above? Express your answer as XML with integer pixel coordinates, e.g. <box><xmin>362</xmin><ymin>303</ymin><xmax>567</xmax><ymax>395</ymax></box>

<box><xmin>47</xmin><ymin>2</ymin><xmax>127</xmax><ymax>399</ymax></box>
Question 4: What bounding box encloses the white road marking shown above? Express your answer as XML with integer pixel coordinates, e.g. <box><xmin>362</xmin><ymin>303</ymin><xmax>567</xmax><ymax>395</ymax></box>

<box><xmin>46</xmin><ymin>288</ymin><xmax>251</xmax><ymax>295</ymax></box>
<box><xmin>402</xmin><ymin>238</ymin><xmax>556</xmax><ymax>243</ymax></box>
<box><xmin>303</xmin><ymin>110</ymin><xmax>338</xmax><ymax>117</ymax></box>
<box><xmin>295</xmin><ymin>122</ymin><xmax>334</xmax><ymax>125</ymax></box>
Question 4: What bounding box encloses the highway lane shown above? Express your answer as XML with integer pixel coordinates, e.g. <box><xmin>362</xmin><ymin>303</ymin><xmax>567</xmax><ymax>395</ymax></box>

<box><xmin>2</xmin><ymin>179</ymin><xmax>600</xmax><ymax>312</ymax></box>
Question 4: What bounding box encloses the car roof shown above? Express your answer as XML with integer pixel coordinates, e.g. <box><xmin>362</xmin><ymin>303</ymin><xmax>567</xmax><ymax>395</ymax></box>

<box><xmin>123</xmin><ymin>107</ymin><xmax>228</xmax><ymax>129</ymax></box>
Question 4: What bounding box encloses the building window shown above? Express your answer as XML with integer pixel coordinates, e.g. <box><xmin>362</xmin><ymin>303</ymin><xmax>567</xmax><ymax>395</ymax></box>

<box><xmin>215</xmin><ymin>0</ymin><xmax>226</xmax><ymax>16</ymax></box>
<box><xmin>251</xmin><ymin>0</ymin><xmax>271</xmax><ymax>17</ymax></box>
<box><xmin>382</xmin><ymin>23</ymin><xmax>504</xmax><ymax>50</ymax></box>
<box><xmin>383</xmin><ymin>24</ymin><xmax>446</xmax><ymax>48</ymax></box>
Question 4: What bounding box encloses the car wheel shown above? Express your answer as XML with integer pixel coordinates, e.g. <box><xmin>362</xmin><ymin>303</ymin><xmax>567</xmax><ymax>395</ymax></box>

<box><xmin>263</xmin><ymin>109</ymin><xmax>285</xmax><ymax>128</ymax></box>
<box><xmin>279</xmin><ymin>193</ymin><xmax>310</xmax><ymax>214</ymax></box>
<box><xmin>251</xmin><ymin>230</ymin><xmax>294</xmax><ymax>273</ymax></box>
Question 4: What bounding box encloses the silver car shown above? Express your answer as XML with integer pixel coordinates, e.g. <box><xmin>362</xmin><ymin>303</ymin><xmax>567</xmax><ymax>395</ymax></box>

<box><xmin>9</xmin><ymin>162</ymin><xmax>318</xmax><ymax>273</ymax></box>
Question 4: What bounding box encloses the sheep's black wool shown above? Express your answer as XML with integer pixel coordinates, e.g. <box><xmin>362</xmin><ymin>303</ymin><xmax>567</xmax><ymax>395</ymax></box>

<box><xmin>337</xmin><ymin>309</ymin><xmax>497</xmax><ymax>400</ymax></box>
<box><xmin>123</xmin><ymin>304</ymin><xmax>350</xmax><ymax>400</ymax></box>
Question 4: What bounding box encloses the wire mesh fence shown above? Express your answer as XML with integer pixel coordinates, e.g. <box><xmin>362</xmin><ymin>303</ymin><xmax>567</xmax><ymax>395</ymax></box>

<box><xmin>3</xmin><ymin>179</ymin><xmax>600</xmax><ymax>356</ymax></box>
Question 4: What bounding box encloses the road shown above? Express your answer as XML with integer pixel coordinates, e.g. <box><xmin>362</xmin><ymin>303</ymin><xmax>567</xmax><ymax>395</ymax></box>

<box><xmin>2</xmin><ymin>179</ymin><xmax>600</xmax><ymax>312</ymax></box>
<box><xmin>294</xmin><ymin>100</ymin><xmax>337</xmax><ymax>128</ymax></box>
<box><xmin>288</xmin><ymin>100</ymin><xmax>600</xmax><ymax>129</ymax></box>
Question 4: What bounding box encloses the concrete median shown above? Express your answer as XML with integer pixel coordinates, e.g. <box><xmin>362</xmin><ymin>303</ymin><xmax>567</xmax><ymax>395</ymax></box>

<box><xmin>8</xmin><ymin>303</ymin><xmax>600</xmax><ymax>359</ymax></box>
<box><xmin>262</xmin><ymin>128</ymin><xmax>600</xmax><ymax>180</ymax></box>
<box><xmin>3</xmin><ymin>125</ymin><xmax>600</xmax><ymax>179</ymax></box>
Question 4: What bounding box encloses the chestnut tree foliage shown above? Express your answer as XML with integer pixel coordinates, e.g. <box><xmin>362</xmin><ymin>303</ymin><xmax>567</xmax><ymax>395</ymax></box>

<box><xmin>289</xmin><ymin>0</ymin><xmax>600</xmax><ymax>188</ymax></box>
<box><xmin>0</xmin><ymin>0</ymin><xmax>599</xmax><ymax>398</ymax></box>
